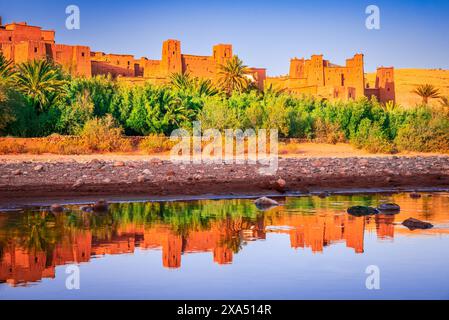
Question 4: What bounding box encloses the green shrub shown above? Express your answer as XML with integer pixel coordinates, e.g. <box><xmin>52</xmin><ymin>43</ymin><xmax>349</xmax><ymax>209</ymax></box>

<box><xmin>351</xmin><ymin>118</ymin><xmax>395</xmax><ymax>153</ymax></box>
<box><xmin>395</xmin><ymin>114</ymin><xmax>449</xmax><ymax>152</ymax></box>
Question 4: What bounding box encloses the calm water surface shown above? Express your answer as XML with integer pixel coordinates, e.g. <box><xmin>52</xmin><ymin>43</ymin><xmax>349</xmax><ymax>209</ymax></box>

<box><xmin>1</xmin><ymin>193</ymin><xmax>449</xmax><ymax>300</ymax></box>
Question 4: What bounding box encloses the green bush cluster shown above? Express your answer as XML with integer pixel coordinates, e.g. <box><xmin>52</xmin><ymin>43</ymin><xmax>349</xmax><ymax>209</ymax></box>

<box><xmin>1</xmin><ymin>56</ymin><xmax>449</xmax><ymax>154</ymax></box>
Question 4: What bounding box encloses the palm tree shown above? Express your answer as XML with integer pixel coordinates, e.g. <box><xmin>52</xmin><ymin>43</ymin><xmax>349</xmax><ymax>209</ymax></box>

<box><xmin>412</xmin><ymin>84</ymin><xmax>440</xmax><ymax>105</ymax></box>
<box><xmin>169</xmin><ymin>72</ymin><xmax>218</xmax><ymax>97</ymax></box>
<box><xmin>14</xmin><ymin>59</ymin><xmax>67</xmax><ymax>111</ymax></box>
<box><xmin>194</xmin><ymin>78</ymin><xmax>219</xmax><ymax>97</ymax></box>
<box><xmin>382</xmin><ymin>101</ymin><xmax>401</xmax><ymax>112</ymax></box>
<box><xmin>439</xmin><ymin>96</ymin><xmax>449</xmax><ymax>108</ymax></box>
<box><xmin>0</xmin><ymin>52</ymin><xmax>15</xmax><ymax>80</ymax></box>
<box><xmin>169</xmin><ymin>72</ymin><xmax>193</xmax><ymax>91</ymax></box>
<box><xmin>0</xmin><ymin>82</ymin><xmax>15</xmax><ymax>131</ymax></box>
<box><xmin>264</xmin><ymin>83</ymin><xmax>287</xmax><ymax>97</ymax></box>
<box><xmin>217</xmin><ymin>55</ymin><xmax>251</xmax><ymax>95</ymax></box>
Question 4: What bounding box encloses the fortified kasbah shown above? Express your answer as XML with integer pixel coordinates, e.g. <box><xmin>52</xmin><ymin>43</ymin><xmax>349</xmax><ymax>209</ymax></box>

<box><xmin>0</xmin><ymin>18</ymin><xmax>395</xmax><ymax>103</ymax></box>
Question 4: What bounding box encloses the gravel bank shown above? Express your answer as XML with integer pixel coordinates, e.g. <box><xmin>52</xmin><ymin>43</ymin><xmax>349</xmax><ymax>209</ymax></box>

<box><xmin>0</xmin><ymin>156</ymin><xmax>448</xmax><ymax>203</ymax></box>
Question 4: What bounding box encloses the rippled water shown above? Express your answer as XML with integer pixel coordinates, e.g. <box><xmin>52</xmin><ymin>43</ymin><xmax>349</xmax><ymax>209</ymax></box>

<box><xmin>1</xmin><ymin>193</ymin><xmax>449</xmax><ymax>300</ymax></box>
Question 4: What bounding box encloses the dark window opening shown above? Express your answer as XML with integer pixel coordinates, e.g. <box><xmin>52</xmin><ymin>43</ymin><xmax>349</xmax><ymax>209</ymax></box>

<box><xmin>34</xmin><ymin>47</ymin><xmax>38</xmax><ymax>53</ymax></box>
<box><xmin>81</xmin><ymin>52</ymin><xmax>85</xmax><ymax>57</ymax></box>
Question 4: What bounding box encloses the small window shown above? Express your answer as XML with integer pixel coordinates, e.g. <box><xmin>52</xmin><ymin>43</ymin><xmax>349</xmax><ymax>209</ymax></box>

<box><xmin>8</xmin><ymin>36</ymin><xmax>12</xmax><ymax>41</ymax></box>
<box><xmin>34</xmin><ymin>47</ymin><xmax>38</xmax><ymax>53</ymax></box>
<box><xmin>81</xmin><ymin>52</ymin><xmax>85</xmax><ymax>57</ymax></box>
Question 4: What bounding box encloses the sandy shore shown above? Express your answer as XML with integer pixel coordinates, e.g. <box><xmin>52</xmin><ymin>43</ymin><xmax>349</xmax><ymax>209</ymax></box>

<box><xmin>1</xmin><ymin>153</ymin><xmax>449</xmax><ymax>205</ymax></box>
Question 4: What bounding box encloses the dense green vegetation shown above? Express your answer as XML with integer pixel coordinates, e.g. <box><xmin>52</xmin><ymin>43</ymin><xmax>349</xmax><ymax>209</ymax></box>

<box><xmin>1</xmin><ymin>53</ymin><xmax>449</xmax><ymax>153</ymax></box>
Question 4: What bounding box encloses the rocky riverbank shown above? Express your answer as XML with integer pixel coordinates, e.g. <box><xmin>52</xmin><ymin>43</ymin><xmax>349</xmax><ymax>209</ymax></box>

<box><xmin>0</xmin><ymin>156</ymin><xmax>449</xmax><ymax>203</ymax></box>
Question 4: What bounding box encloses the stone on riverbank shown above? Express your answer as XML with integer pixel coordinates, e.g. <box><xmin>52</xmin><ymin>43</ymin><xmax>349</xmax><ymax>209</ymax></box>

<box><xmin>275</xmin><ymin>178</ymin><xmax>287</xmax><ymax>193</ymax></box>
<box><xmin>113</xmin><ymin>161</ymin><xmax>125</xmax><ymax>167</ymax></box>
<box><xmin>33</xmin><ymin>165</ymin><xmax>44</xmax><ymax>172</ymax></box>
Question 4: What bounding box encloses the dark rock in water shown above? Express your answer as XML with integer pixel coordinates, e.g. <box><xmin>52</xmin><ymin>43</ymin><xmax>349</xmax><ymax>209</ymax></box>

<box><xmin>347</xmin><ymin>206</ymin><xmax>379</xmax><ymax>216</ymax></box>
<box><xmin>410</xmin><ymin>193</ymin><xmax>422</xmax><ymax>199</ymax></box>
<box><xmin>377</xmin><ymin>203</ymin><xmax>401</xmax><ymax>213</ymax></box>
<box><xmin>50</xmin><ymin>204</ymin><xmax>64</xmax><ymax>213</ymax></box>
<box><xmin>93</xmin><ymin>200</ymin><xmax>109</xmax><ymax>212</ymax></box>
<box><xmin>254</xmin><ymin>197</ymin><xmax>279</xmax><ymax>209</ymax></box>
<box><xmin>318</xmin><ymin>192</ymin><xmax>330</xmax><ymax>199</ymax></box>
<box><xmin>402</xmin><ymin>218</ymin><xmax>433</xmax><ymax>230</ymax></box>
<box><xmin>80</xmin><ymin>206</ymin><xmax>93</xmax><ymax>213</ymax></box>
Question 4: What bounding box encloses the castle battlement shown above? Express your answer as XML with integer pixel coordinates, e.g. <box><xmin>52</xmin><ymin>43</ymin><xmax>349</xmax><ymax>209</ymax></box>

<box><xmin>0</xmin><ymin>17</ymin><xmax>395</xmax><ymax>101</ymax></box>
<box><xmin>267</xmin><ymin>53</ymin><xmax>395</xmax><ymax>103</ymax></box>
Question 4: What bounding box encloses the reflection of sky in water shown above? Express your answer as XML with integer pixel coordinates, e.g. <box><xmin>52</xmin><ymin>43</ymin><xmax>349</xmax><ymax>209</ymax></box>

<box><xmin>1</xmin><ymin>193</ymin><xmax>449</xmax><ymax>300</ymax></box>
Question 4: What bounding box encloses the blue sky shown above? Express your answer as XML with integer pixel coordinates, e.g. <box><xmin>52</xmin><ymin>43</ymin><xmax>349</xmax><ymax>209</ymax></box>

<box><xmin>0</xmin><ymin>0</ymin><xmax>448</xmax><ymax>75</ymax></box>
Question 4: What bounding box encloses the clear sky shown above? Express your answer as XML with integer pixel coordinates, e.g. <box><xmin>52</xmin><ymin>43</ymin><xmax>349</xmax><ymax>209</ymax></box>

<box><xmin>1</xmin><ymin>0</ymin><xmax>448</xmax><ymax>75</ymax></box>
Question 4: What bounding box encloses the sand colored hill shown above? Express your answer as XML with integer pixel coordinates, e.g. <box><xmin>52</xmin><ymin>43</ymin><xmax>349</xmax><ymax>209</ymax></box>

<box><xmin>366</xmin><ymin>69</ymin><xmax>449</xmax><ymax>107</ymax></box>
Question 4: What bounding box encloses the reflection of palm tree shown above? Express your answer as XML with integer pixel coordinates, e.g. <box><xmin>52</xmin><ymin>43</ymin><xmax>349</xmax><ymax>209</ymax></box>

<box><xmin>17</xmin><ymin>212</ymin><xmax>60</xmax><ymax>253</ymax></box>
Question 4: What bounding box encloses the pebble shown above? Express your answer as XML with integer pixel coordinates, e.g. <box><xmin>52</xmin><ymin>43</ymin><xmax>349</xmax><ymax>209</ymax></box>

<box><xmin>72</xmin><ymin>179</ymin><xmax>83</xmax><ymax>188</ymax></box>
<box><xmin>114</xmin><ymin>161</ymin><xmax>125</xmax><ymax>167</ymax></box>
<box><xmin>33</xmin><ymin>165</ymin><xmax>44</xmax><ymax>172</ymax></box>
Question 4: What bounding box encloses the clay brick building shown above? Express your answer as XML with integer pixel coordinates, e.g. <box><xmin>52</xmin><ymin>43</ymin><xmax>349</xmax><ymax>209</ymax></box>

<box><xmin>0</xmin><ymin>17</ymin><xmax>394</xmax><ymax>101</ymax></box>
<box><xmin>0</xmin><ymin>20</ymin><xmax>91</xmax><ymax>77</ymax></box>
<box><xmin>266</xmin><ymin>54</ymin><xmax>395</xmax><ymax>103</ymax></box>
<box><xmin>0</xmin><ymin>18</ymin><xmax>266</xmax><ymax>89</ymax></box>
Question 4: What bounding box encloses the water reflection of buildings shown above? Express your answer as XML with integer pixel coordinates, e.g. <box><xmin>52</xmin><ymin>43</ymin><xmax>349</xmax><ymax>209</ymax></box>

<box><xmin>0</xmin><ymin>213</ymin><xmax>388</xmax><ymax>286</ymax></box>
<box><xmin>1</xmin><ymin>194</ymin><xmax>448</xmax><ymax>287</ymax></box>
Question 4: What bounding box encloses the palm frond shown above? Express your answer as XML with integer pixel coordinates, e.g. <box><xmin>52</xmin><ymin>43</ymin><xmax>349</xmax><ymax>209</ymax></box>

<box><xmin>412</xmin><ymin>84</ymin><xmax>440</xmax><ymax>105</ymax></box>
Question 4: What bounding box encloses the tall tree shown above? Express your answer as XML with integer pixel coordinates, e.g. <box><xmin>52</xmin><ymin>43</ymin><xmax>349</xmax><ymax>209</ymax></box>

<box><xmin>14</xmin><ymin>59</ymin><xmax>67</xmax><ymax>111</ymax></box>
<box><xmin>217</xmin><ymin>56</ymin><xmax>251</xmax><ymax>95</ymax></box>
<box><xmin>412</xmin><ymin>84</ymin><xmax>440</xmax><ymax>105</ymax></box>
